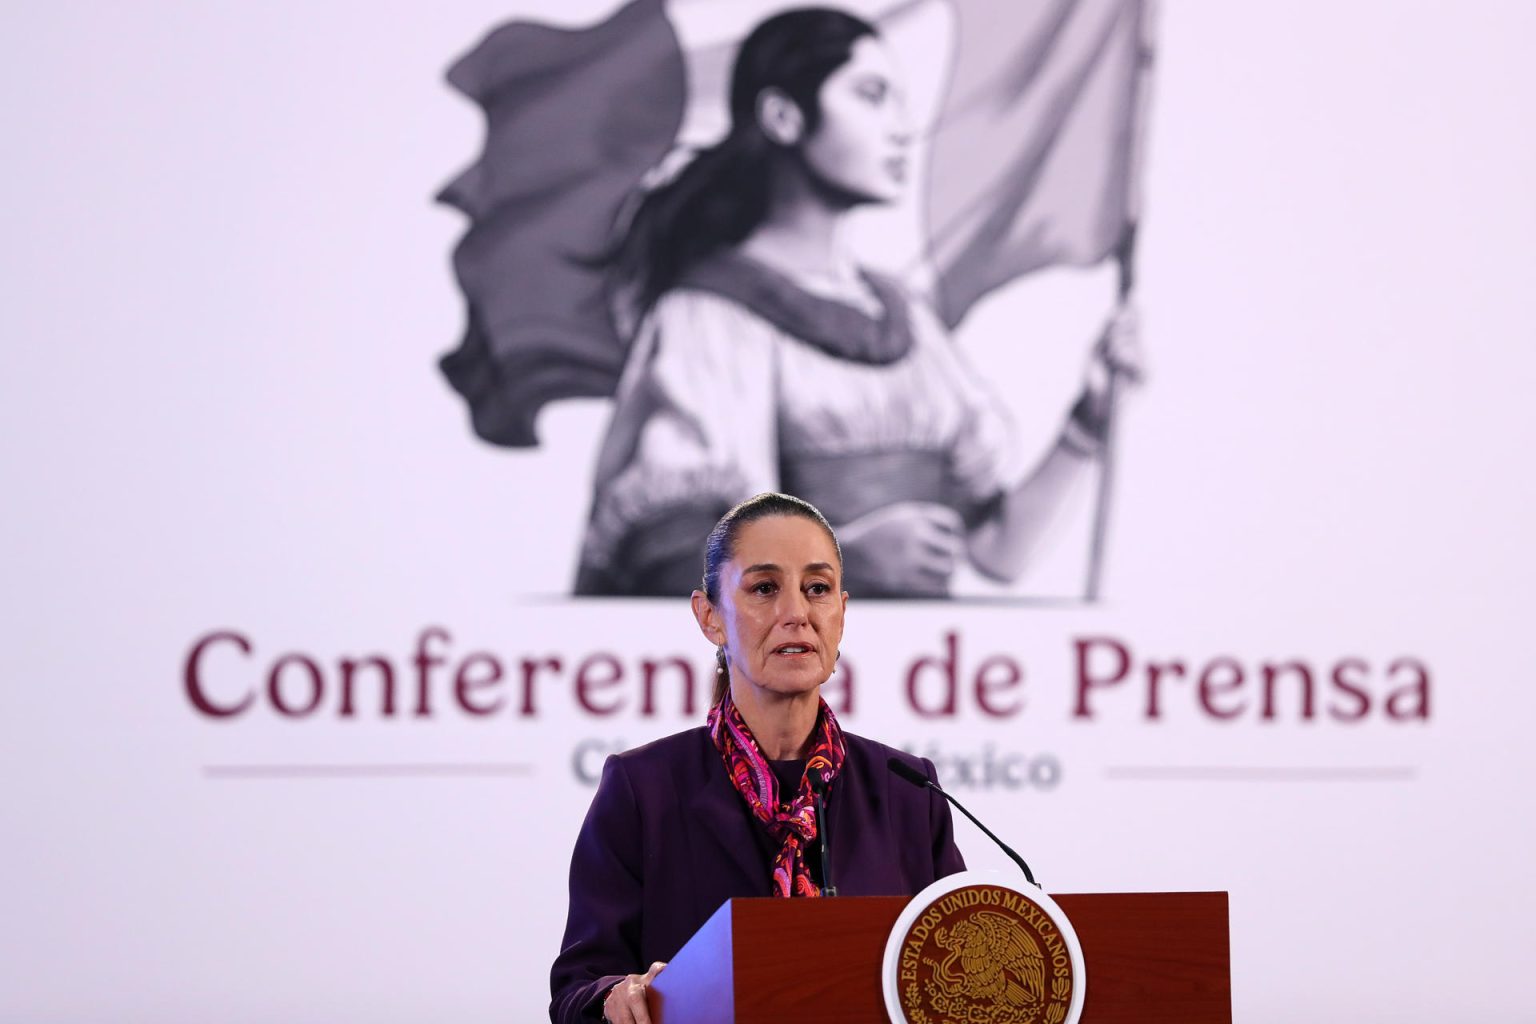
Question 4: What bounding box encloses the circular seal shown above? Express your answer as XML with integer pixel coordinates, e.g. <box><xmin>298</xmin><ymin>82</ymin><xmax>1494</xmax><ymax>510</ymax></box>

<box><xmin>882</xmin><ymin>871</ymin><xmax>1086</xmax><ymax>1024</ymax></box>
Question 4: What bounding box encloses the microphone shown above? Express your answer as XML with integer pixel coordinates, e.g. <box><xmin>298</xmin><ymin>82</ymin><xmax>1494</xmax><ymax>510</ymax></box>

<box><xmin>808</xmin><ymin>772</ymin><xmax>837</xmax><ymax>897</ymax></box>
<box><xmin>888</xmin><ymin>757</ymin><xmax>1039</xmax><ymax>888</ymax></box>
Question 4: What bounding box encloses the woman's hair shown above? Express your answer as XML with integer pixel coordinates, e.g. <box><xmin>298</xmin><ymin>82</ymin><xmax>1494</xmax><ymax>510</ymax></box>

<box><xmin>612</xmin><ymin>7</ymin><xmax>878</xmax><ymax>313</ymax></box>
<box><xmin>703</xmin><ymin>492</ymin><xmax>843</xmax><ymax>705</ymax></box>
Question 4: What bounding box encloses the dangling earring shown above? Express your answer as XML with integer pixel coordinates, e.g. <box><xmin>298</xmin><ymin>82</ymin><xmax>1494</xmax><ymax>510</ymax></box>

<box><xmin>713</xmin><ymin>645</ymin><xmax>730</xmax><ymax>707</ymax></box>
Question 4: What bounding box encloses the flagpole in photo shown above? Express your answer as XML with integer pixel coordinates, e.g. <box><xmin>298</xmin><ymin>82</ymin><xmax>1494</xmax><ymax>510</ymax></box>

<box><xmin>1084</xmin><ymin>221</ymin><xmax>1137</xmax><ymax>602</ymax></box>
<box><xmin>1085</xmin><ymin>1</ymin><xmax>1157</xmax><ymax>602</ymax></box>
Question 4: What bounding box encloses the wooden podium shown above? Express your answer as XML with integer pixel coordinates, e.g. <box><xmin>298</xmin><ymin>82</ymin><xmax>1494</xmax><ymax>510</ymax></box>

<box><xmin>649</xmin><ymin>892</ymin><xmax>1230</xmax><ymax>1023</ymax></box>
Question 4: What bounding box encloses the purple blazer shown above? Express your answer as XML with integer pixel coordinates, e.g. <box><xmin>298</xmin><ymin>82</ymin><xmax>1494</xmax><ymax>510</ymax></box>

<box><xmin>549</xmin><ymin>727</ymin><xmax>966</xmax><ymax>1023</ymax></box>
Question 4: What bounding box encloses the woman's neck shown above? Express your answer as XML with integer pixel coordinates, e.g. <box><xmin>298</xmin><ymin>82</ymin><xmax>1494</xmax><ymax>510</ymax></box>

<box><xmin>729</xmin><ymin>680</ymin><xmax>820</xmax><ymax>760</ymax></box>
<box><xmin>740</xmin><ymin>168</ymin><xmax>856</xmax><ymax>287</ymax></box>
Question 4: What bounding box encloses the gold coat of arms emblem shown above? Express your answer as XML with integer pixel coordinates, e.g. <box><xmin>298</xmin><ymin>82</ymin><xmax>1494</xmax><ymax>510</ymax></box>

<box><xmin>883</xmin><ymin>875</ymin><xmax>1085</xmax><ymax>1024</ymax></box>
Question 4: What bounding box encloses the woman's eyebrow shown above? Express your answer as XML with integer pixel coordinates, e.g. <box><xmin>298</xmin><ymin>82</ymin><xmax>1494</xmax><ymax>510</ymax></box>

<box><xmin>741</xmin><ymin>561</ymin><xmax>834</xmax><ymax>575</ymax></box>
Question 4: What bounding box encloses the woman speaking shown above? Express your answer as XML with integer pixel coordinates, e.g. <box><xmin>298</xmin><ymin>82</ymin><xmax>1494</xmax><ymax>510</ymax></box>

<box><xmin>550</xmin><ymin>493</ymin><xmax>965</xmax><ymax>1023</ymax></box>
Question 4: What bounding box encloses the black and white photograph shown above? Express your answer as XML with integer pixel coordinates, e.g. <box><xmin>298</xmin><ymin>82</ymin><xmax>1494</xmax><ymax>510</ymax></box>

<box><xmin>440</xmin><ymin>0</ymin><xmax>1151</xmax><ymax>598</ymax></box>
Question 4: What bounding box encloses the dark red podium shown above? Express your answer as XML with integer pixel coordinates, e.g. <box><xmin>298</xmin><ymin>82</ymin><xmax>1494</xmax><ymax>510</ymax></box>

<box><xmin>649</xmin><ymin>892</ymin><xmax>1230</xmax><ymax>1023</ymax></box>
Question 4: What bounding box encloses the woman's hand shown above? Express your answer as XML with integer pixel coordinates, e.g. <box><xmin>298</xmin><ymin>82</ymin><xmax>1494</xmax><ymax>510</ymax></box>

<box><xmin>1100</xmin><ymin>301</ymin><xmax>1144</xmax><ymax>380</ymax></box>
<box><xmin>1083</xmin><ymin>302</ymin><xmax>1146</xmax><ymax>410</ymax></box>
<box><xmin>602</xmin><ymin>961</ymin><xmax>667</xmax><ymax>1024</ymax></box>
<box><xmin>839</xmin><ymin>502</ymin><xmax>965</xmax><ymax>597</ymax></box>
<box><xmin>1064</xmin><ymin>302</ymin><xmax>1146</xmax><ymax>454</ymax></box>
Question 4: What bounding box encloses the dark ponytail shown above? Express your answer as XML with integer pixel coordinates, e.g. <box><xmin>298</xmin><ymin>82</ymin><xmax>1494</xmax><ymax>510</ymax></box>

<box><xmin>612</xmin><ymin>8</ymin><xmax>877</xmax><ymax>313</ymax></box>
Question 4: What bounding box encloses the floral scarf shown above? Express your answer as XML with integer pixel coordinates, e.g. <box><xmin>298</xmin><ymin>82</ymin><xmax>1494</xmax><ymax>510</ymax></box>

<box><xmin>707</xmin><ymin>691</ymin><xmax>847</xmax><ymax>898</ymax></box>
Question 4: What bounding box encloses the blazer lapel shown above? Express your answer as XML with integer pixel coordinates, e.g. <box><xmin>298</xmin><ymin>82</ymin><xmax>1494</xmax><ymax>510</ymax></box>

<box><xmin>684</xmin><ymin>736</ymin><xmax>770</xmax><ymax>917</ymax></box>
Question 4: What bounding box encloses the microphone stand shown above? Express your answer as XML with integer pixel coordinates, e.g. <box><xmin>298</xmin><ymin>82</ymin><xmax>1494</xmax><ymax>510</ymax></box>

<box><xmin>888</xmin><ymin>757</ymin><xmax>1039</xmax><ymax>888</ymax></box>
<box><xmin>809</xmin><ymin>773</ymin><xmax>837</xmax><ymax>897</ymax></box>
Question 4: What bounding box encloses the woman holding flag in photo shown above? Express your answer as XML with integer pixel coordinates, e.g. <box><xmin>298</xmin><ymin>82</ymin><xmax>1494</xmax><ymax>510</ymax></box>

<box><xmin>573</xmin><ymin>6</ymin><xmax>1140</xmax><ymax>598</ymax></box>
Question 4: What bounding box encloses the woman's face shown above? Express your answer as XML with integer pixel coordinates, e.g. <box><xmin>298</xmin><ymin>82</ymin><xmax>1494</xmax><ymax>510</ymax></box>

<box><xmin>801</xmin><ymin>36</ymin><xmax>912</xmax><ymax>205</ymax></box>
<box><xmin>699</xmin><ymin>515</ymin><xmax>847</xmax><ymax>702</ymax></box>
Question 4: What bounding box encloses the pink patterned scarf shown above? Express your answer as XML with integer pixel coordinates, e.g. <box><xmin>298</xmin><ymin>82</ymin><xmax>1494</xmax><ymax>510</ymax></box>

<box><xmin>707</xmin><ymin>691</ymin><xmax>847</xmax><ymax>897</ymax></box>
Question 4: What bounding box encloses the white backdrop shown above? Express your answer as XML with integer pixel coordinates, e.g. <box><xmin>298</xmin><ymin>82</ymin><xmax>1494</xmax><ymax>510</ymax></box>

<box><xmin>3</xmin><ymin>2</ymin><xmax>1535</xmax><ymax>1022</ymax></box>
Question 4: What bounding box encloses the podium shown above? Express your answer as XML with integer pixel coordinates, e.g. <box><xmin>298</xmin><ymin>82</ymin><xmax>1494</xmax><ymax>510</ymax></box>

<box><xmin>649</xmin><ymin>892</ymin><xmax>1230</xmax><ymax>1023</ymax></box>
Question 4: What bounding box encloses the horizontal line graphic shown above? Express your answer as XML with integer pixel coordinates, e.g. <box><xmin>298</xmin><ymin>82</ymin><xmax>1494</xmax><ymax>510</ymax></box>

<box><xmin>1104</xmin><ymin>765</ymin><xmax>1417</xmax><ymax>782</ymax></box>
<box><xmin>203</xmin><ymin>762</ymin><xmax>535</xmax><ymax>779</ymax></box>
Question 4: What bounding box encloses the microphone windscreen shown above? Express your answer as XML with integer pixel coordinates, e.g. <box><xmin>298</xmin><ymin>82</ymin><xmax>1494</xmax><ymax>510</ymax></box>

<box><xmin>887</xmin><ymin>757</ymin><xmax>931</xmax><ymax>788</ymax></box>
